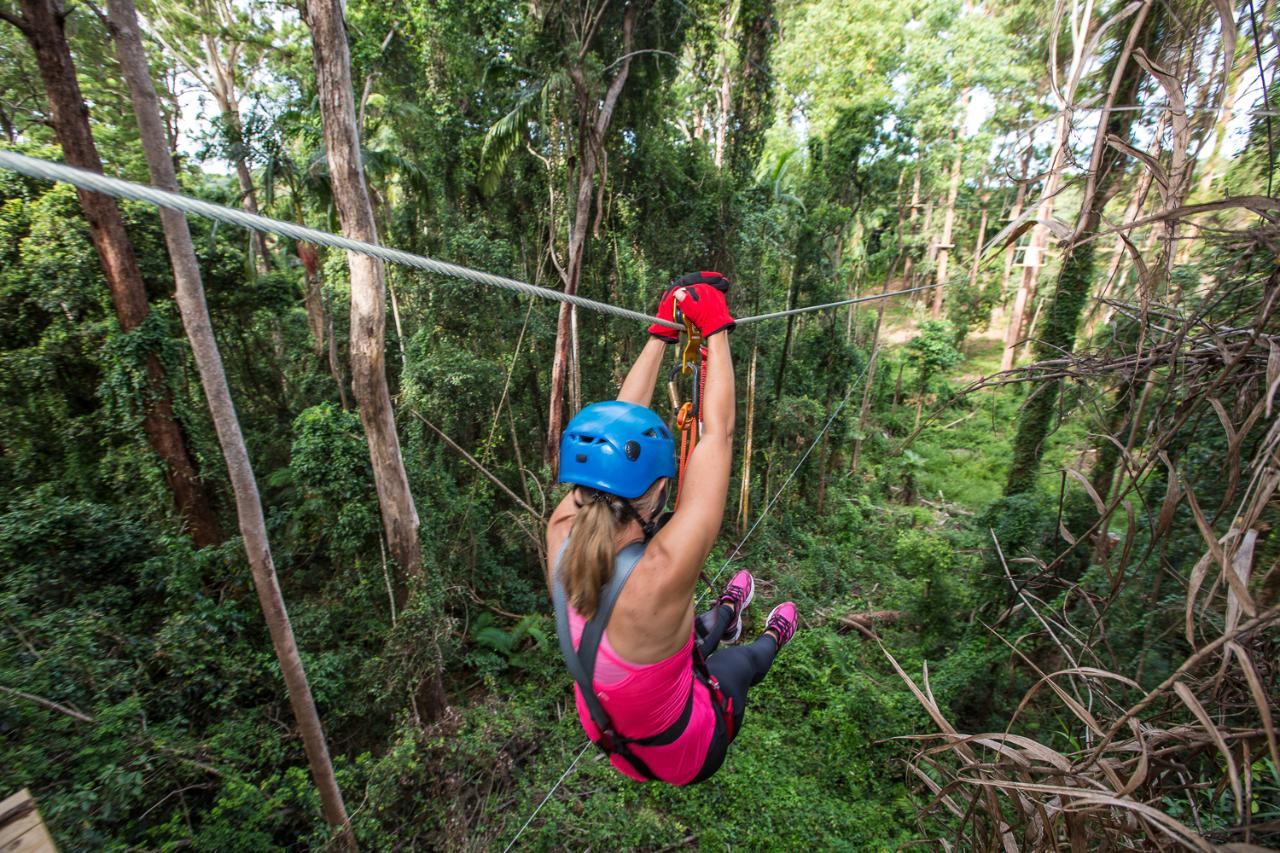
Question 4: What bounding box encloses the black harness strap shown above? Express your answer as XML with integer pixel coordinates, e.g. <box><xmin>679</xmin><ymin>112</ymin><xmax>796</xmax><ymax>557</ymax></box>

<box><xmin>552</xmin><ymin>540</ymin><xmax>699</xmax><ymax>780</ymax></box>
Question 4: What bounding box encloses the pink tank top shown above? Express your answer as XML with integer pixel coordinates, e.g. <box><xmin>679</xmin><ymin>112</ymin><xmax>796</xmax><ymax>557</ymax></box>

<box><xmin>567</xmin><ymin>607</ymin><xmax>716</xmax><ymax>785</ymax></box>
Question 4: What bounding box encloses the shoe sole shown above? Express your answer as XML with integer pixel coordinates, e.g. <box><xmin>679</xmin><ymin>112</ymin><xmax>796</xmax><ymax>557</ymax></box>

<box><xmin>725</xmin><ymin>574</ymin><xmax>755</xmax><ymax>644</ymax></box>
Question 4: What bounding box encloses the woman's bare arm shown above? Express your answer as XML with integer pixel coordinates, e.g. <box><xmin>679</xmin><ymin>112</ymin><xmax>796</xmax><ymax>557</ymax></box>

<box><xmin>617</xmin><ymin>337</ymin><xmax>670</xmax><ymax>407</ymax></box>
<box><xmin>647</xmin><ymin>331</ymin><xmax>734</xmax><ymax>587</ymax></box>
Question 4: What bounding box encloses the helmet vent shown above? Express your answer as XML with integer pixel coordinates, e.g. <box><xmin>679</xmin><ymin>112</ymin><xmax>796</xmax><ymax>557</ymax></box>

<box><xmin>642</xmin><ymin>428</ymin><xmax>657</xmax><ymax>437</ymax></box>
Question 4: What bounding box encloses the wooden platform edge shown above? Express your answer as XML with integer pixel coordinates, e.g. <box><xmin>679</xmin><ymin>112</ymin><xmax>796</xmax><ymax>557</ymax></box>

<box><xmin>0</xmin><ymin>789</ymin><xmax>58</xmax><ymax>853</ymax></box>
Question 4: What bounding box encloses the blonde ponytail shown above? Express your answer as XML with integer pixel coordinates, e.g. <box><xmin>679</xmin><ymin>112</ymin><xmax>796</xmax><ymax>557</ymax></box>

<box><xmin>560</xmin><ymin>480</ymin><xmax>668</xmax><ymax>620</ymax></box>
<box><xmin>562</xmin><ymin>494</ymin><xmax>617</xmax><ymax>620</ymax></box>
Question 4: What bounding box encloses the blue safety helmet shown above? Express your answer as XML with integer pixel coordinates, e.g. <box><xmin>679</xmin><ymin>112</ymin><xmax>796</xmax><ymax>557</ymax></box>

<box><xmin>559</xmin><ymin>401</ymin><xmax>676</xmax><ymax>499</ymax></box>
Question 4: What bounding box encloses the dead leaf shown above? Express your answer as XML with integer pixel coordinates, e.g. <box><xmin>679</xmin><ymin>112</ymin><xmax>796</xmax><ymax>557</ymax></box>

<box><xmin>1173</xmin><ymin>681</ymin><xmax>1243</xmax><ymax>819</ymax></box>
<box><xmin>1227</xmin><ymin>642</ymin><xmax>1280</xmax><ymax>778</ymax></box>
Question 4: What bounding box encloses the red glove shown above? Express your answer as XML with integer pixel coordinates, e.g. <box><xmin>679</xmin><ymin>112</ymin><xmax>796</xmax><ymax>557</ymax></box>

<box><xmin>647</xmin><ymin>283</ymin><xmax>681</xmax><ymax>343</ymax></box>
<box><xmin>650</xmin><ymin>272</ymin><xmax>734</xmax><ymax>341</ymax></box>
<box><xmin>674</xmin><ymin>282</ymin><xmax>735</xmax><ymax>337</ymax></box>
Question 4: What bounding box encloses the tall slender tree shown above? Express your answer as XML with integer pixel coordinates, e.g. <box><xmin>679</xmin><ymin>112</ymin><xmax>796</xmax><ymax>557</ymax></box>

<box><xmin>1004</xmin><ymin>1</ymin><xmax>1156</xmax><ymax>496</ymax></box>
<box><xmin>932</xmin><ymin>138</ymin><xmax>963</xmax><ymax>318</ymax></box>
<box><xmin>105</xmin><ymin>1</ymin><xmax>353</xmax><ymax>843</ymax></box>
<box><xmin>0</xmin><ymin>0</ymin><xmax>221</xmax><ymax>546</ymax></box>
<box><xmin>998</xmin><ymin>0</ymin><xmax>1109</xmax><ymax>372</ymax></box>
<box><xmin>542</xmin><ymin>2</ymin><xmax>640</xmax><ymax>471</ymax></box>
<box><xmin>303</xmin><ymin>0</ymin><xmax>446</xmax><ymax>717</ymax></box>
<box><xmin>478</xmin><ymin>2</ymin><xmax>650</xmax><ymax>471</ymax></box>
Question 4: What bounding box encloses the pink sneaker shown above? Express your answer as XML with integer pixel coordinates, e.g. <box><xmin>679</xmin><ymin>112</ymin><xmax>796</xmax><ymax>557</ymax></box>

<box><xmin>718</xmin><ymin>570</ymin><xmax>755</xmax><ymax>643</ymax></box>
<box><xmin>765</xmin><ymin>602</ymin><xmax>798</xmax><ymax>648</ymax></box>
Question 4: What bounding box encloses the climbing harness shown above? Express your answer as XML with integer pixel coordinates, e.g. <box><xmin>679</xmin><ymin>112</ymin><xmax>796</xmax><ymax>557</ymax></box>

<box><xmin>551</xmin><ymin>541</ymin><xmax>734</xmax><ymax>783</ymax></box>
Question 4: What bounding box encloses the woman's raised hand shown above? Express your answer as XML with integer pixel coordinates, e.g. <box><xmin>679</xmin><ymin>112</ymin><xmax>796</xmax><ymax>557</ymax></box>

<box><xmin>649</xmin><ymin>272</ymin><xmax>731</xmax><ymax>343</ymax></box>
<box><xmin>673</xmin><ymin>282</ymin><xmax>735</xmax><ymax>338</ymax></box>
<box><xmin>647</xmin><ymin>283</ymin><xmax>682</xmax><ymax>344</ymax></box>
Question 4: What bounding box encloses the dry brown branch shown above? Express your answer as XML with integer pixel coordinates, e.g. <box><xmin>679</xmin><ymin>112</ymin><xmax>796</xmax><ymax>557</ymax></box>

<box><xmin>835</xmin><ymin>610</ymin><xmax>901</xmax><ymax>635</ymax></box>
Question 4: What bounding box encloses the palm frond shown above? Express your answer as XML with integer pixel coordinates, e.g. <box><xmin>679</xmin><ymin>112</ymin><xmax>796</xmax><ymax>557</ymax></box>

<box><xmin>479</xmin><ymin>73</ymin><xmax>566</xmax><ymax>196</ymax></box>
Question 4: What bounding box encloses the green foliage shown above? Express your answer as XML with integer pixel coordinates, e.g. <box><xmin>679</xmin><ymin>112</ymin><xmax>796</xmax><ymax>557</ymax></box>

<box><xmin>465</xmin><ymin>612</ymin><xmax>549</xmax><ymax>680</ymax></box>
<box><xmin>4</xmin><ymin>0</ymin><xmax>1271</xmax><ymax>848</ymax></box>
<box><xmin>286</xmin><ymin>402</ymin><xmax>380</xmax><ymax>561</ymax></box>
<box><xmin>906</xmin><ymin>319</ymin><xmax>962</xmax><ymax>394</ymax></box>
<box><xmin>891</xmin><ymin>528</ymin><xmax>971</xmax><ymax>638</ymax></box>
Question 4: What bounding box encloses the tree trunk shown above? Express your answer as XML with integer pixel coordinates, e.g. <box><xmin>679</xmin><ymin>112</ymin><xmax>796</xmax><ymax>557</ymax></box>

<box><xmin>304</xmin><ymin>0</ymin><xmax>445</xmax><ymax>719</ymax></box>
<box><xmin>1194</xmin><ymin>0</ymin><xmax>1267</xmax><ymax>196</ymax></box>
<box><xmin>297</xmin><ymin>239</ymin><xmax>327</xmax><ymax>357</ymax></box>
<box><xmin>727</xmin><ymin>0</ymin><xmax>774</xmax><ymax>182</ymax></box>
<box><xmin>932</xmin><ymin>143</ymin><xmax>963</xmax><ymax>318</ymax></box>
<box><xmin>851</xmin><ymin>253</ymin><xmax>902</xmax><ymax>474</ymax></box>
<box><xmin>544</xmin><ymin>5</ymin><xmax>638</xmax><ymax>471</ymax></box>
<box><xmin>10</xmin><ymin>0</ymin><xmax>220</xmax><ymax>547</ymax></box>
<box><xmin>305</xmin><ymin>0</ymin><xmax>420</xmax><ymax>573</ymax></box>
<box><xmin>712</xmin><ymin>0</ymin><xmax>739</xmax><ymax>170</ymax></box>
<box><xmin>918</xmin><ymin>196</ymin><xmax>935</xmax><ymax>292</ymax></box>
<box><xmin>1001</xmin><ymin>131</ymin><xmax>1063</xmax><ymax>372</ymax></box>
<box><xmin>197</xmin><ymin>12</ymin><xmax>272</xmax><ymax>272</ymax></box>
<box><xmin>1005</xmin><ymin>7</ymin><xmax>1151</xmax><ymax>496</ymax></box>
<box><xmin>1086</xmin><ymin>117</ymin><xmax>1164</xmax><ymax>340</ymax></box>
<box><xmin>772</xmin><ymin>254</ymin><xmax>802</xmax><ymax>401</ymax></box>
<box><xmin>968</xmin><ymin>202</ymin><xmax>989</xmax><ymax>293</ymax></box>
<box><xmin>106</xmin><ymin>1</ymin><xmax>353</xmax><ymax>843</ymax></box>
<box><xmin>901</xmin><ymin>165</ymin><xmax>921</xmax><ymax>290</ymax></box>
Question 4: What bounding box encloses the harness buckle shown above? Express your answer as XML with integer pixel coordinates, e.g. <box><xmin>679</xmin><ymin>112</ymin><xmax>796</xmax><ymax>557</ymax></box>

<box><xmin>597</xmin><ymin>727</ymin><xmax>617</xmax><ymax>752</ymax></box>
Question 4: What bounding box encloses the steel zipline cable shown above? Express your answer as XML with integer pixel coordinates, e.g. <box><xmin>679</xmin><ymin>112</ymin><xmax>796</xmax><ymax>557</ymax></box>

<box><xmin>0</xmin><ymin>149</ymin><xmax>934</xmax><ymax>329</ymax></box>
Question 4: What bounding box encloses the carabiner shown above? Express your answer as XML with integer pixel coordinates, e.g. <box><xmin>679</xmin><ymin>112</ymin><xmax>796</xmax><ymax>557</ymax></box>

<box><xmin>675</xmin><ymin>308</ymin><xmax>702</xmax><ymax>377</ymax></box>
<box><xmin>668</xmin><ymin>361</ymin><xmax>701</xmax><ymax>423</ymax></box>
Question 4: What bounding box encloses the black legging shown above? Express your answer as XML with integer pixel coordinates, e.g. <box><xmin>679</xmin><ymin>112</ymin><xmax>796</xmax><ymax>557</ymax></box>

<box><xmin>695</xmin><ymin>602</ymin><xmax>779</xmax><ymax>736</ymax></box>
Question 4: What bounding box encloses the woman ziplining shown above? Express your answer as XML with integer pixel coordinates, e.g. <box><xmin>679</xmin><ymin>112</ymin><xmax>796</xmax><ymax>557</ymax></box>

<box><xmin>545</xmin><ymin>272</ymin><xmax>799</xmax><ymax>785</ymax></box>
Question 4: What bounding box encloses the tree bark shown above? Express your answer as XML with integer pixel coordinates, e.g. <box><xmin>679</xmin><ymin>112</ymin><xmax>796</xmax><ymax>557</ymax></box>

<box><xmin>106</xmin><ymin>1</ymin><xmax>353</xmax><ymax>843</ymax></box>
<box><xmin>1001</xmin><ymin>126</ymin><xmax>1065</xmax><ymax>372</ymax></box>
<box><xmin>736</xmin><ymin>340</ymin><xmax>758</xmax><ymax>534</ymax></box>
<box><xmin>296</xmin><ymin>239</ymin><xmax>327</xmax><ymax>357</ymax></box>
<box><xmin>851</xmin><ymin>245</ymin><xmax>906</xmax><ymax>475</ymax></box>
<box><xmin>173</xmin><ymin>1</ymin><xmax>272</xmax><ymax>270</ymax></box>
<box><xmin>9</xmin><ymin>0</ymin><xmax>220</xmax><ymax>547</ymax></box>
<box><xmin>991</xmin><ymin>149</ymin><xmax>1030</xmax><ymax>329</ymax></box>
<box><xmin>967</xmin><ymin>200</ymin><xmax>989</xmax><ymax>293</ymax></box>
<box><xmin>901</xmin><ymin>165</ymin><xmax>921</xmax><ymax>290</ymax></box>
<box><xmin>712</xmin><ymin>0</ymin><xmax>739</xmax><ymax>170</ymax></box>
<box><xmin>305</xmin><ymin>0</ymin><xmax>420</xmax><ymax>575</ymax></box>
